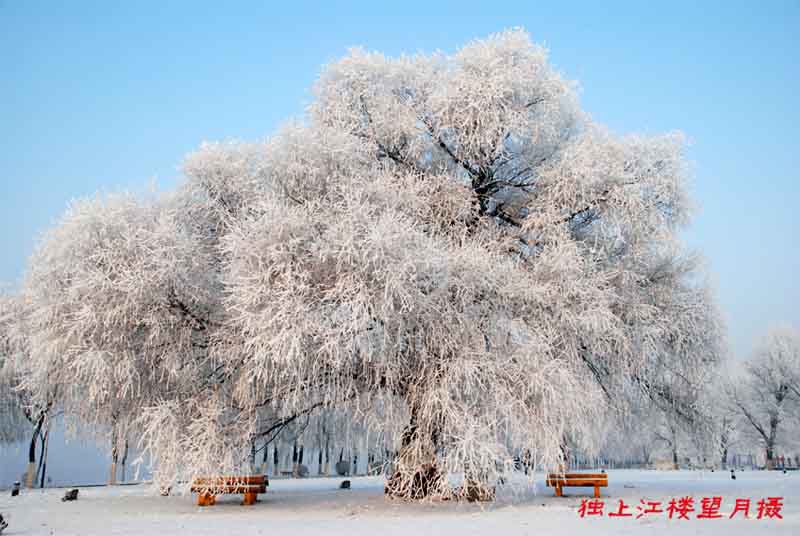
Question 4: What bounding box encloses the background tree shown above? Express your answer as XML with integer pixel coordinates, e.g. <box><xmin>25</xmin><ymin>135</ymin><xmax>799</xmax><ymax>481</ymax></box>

<box><xmin>0</xmin><ymin>294</ymin><xmax>28</xmax><ymax>446</ymax></box>
<box><xmin>729</xmin><ymin>327</ymin><xmax>800</xmax><ymax>468</ymax></box>
<box><xmin>0</xmin><ymin>292</ymin><xmax>60</xmax><ymax>488</ymax></box>
<box><xmin>700</xmin><ymin>372</ymin><xmax>743</xmax><ymax>470</ymax></box>
<box><xmin>19</xmin><ymin>193</ymin><xmax>221</xmax><ymax>485</ymax></box>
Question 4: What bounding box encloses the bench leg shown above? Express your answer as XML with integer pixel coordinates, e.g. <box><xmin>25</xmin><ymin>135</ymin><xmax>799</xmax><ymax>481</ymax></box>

<box><xmin>198</xmin><ymin>492</ymin><xmax>216</xmax><ymax>506</ymax></box>
<box><xmin>243</xmin><ymin>492</ymin><xmax>257</xmax><ymax>506</ymax></box>
<box><xmin>594</xmin><ymin>486</ymin><xmax>600</xmax><ymax>498</ymax></box>
<box><xmin>555</xmin><ymin>484</ymin><xmax>562</xmax><ymax>497</ymax></box>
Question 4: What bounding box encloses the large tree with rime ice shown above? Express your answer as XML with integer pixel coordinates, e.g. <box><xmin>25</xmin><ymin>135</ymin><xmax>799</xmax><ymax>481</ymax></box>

<box><xmin>14</xmin><ymin>29</ymin><xmax>722</xmax><ymax>499</ymax></box>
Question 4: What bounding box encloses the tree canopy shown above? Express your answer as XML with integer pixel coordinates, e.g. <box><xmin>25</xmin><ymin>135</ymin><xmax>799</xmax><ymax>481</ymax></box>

<box><xmin>4</xmin><ymin>29</ymin><xmax>723</xmax><ymax>498</ymax></box>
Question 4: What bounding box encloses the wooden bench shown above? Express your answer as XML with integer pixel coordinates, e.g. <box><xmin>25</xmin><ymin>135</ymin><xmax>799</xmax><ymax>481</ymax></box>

<box><xmin>546</xmin><ymin>472</ymin><xmax>607</xmax><ymax>498</ymax></box>
<box><xmin>190</xmin><ymin>475</ymin><xmax>268</xmax><ymax>506</ymax></box>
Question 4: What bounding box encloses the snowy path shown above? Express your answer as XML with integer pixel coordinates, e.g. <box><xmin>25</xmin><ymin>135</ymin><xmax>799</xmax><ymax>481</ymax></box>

<box><xmin>0</xmin><ymin>470</ymin><xmax>797</xmax><ymax>535</ymax></box>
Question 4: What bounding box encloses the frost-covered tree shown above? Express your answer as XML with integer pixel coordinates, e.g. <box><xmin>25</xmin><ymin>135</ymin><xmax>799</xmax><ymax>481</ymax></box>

<box><xmin>605</xmin><ymin>402</ymin><xmax>702</xmax><ymax>470</ymax></box>
<box><xmin>21</xmin><ymin>29</ymin><xmax>722</xmax><ymax>499</ymax></box>
<box><xmin>730</xmin><ymin>327</ymin><xmax>800</xmax><ymax>468</ymax></box>
<box><xmin>0</xmin><ymin>292</ymin><xmax>60</xmax><ymax>488</ymax></box>
<box><xmin>767</xmin><ymin>328</ymin><xmax>800</xmax><ymax>401</ymax></box>
<box><xmin>714</xmin><ymin>412</ymin><xmax>740</xmax><ymax>469</ymax></box>
<box><xmin>652</xmin><ymin>414</ymin><xmax>687</xmax><ymax>469</ymax></box>
<box><xmin>19</xmin><ymin>191</ymin><xmax>232</xmax><ymax>485</ymax></box>
<box><xmin>697</xmin><ymin>372</ymin><xmax>744</xmax><ymax>470</ymax></box>
<box><xmin>0</xmin><ymin>295</ymin><xmax>30</xmax><ymax>447</ymax></box>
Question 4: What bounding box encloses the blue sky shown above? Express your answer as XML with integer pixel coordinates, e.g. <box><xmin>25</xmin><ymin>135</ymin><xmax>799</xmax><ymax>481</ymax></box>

<box><xmin>1</xmin><ymin>0</ymin><xmax>798</xmax><ymax>359</ymax></box>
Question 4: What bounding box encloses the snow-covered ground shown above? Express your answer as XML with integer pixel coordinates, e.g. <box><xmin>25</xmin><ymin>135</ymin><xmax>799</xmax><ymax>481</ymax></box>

<box><xmin>0</xmin><ymin>469</ymin><xmax>796</xmax><ymax>535</ymax></box>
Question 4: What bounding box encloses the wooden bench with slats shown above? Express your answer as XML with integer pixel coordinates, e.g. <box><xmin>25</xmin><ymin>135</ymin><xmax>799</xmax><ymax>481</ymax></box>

<box><xmin>546</xmin><ymin>472</ymin><xmax>608</xmax><ymax>498</ymax></box>
<box><xmin>190</xmin><ymin>475</ymin><xmax>268</xmax><ymax>506</ymax></box>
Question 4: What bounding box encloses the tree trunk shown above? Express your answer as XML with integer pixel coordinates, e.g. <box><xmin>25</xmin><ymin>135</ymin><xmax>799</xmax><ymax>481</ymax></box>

<box><xmin>766</xmin><ymin>414</ymin><xmax>779</xmax><ymax>469</ymax></box>
<box><xmin>384</xmin><ymin>404</ymin><xmax>446</xmax><ymax>499</ymax></box>
<box><xmin>260</xmin><ymin>441</ymin><xmax>269</xmax><ymax>475</ymax></box>
<box><xmin>36</xmin><ymin>431</ymin><xmax>46</xmax><ymax>481</ymax></box>
<box><xmin>109</xmin><ymin>440</ymin><xmax>119</xmax><ymax>485</ymax></box>
<box><xmin>461</xmin><ymin>464</ymin><xmax>496</xmax><ymax>502</ymax></box>
<box><xmin>108</xmin><ymin>418</ymin><xmax>121</xmax><ymax>485</ymax></box>
<box><xmin>39</xmin><ymin>427</ymin><xmax>50</xmax><ymax>488</ymax></box>
<box><xmin>26</xmin><ymin>413</ymin><xmax>45</xmax><ymax>488</ymax></box>
<box><xmin>323</xmin><ymin>435</ymin><xmax>330</xmax><ymax>475</ymax></box>
<box><xmin>559</xmin><ymin>436</ymin><xmax>571</xmax><ymax>472</ymax></box>
<box><xmin>120</xmin><ymin>438</ymin><xmax>129</xmax><ymax>482</ymax></box>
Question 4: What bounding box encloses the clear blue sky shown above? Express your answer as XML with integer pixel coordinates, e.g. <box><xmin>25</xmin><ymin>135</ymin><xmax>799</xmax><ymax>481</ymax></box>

<box><xmin>1</xmin><ymin>0</ymin><xmax>798</xmax><ymax>359</ymax></box>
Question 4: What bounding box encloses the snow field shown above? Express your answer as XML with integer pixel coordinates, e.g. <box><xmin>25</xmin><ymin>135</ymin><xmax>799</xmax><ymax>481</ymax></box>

<box><xmin>0</xmin><ymin>469</ymin><xmax>797</xmax><ymax>535</ymax></box>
